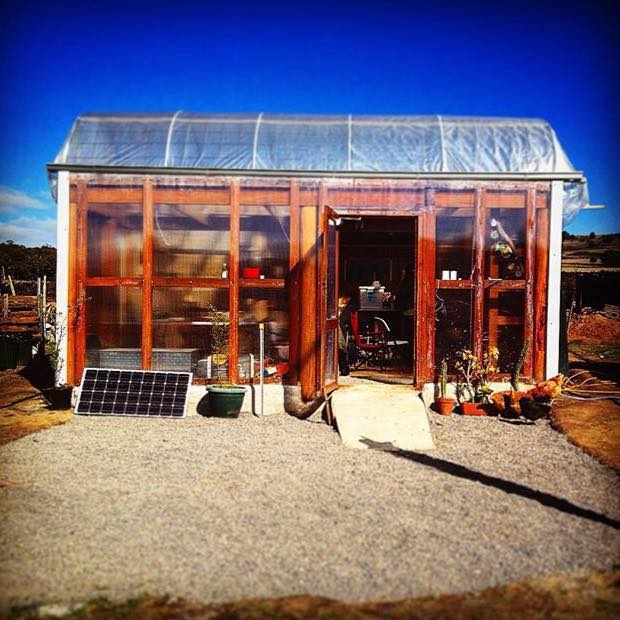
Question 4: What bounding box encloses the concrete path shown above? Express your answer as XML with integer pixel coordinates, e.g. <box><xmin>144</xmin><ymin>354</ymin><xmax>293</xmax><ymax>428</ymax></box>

<box><xmin>332</xmin><ymin>383</ymin><xmax>435</xmax><ymax>451</ymax></box>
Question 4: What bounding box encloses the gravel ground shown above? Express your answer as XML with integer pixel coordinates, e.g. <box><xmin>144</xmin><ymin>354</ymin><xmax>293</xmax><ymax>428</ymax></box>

<box><xmin>1</xmin><ymin>387</ymin><xmax>619</xmax><ymax>609</ymax></box>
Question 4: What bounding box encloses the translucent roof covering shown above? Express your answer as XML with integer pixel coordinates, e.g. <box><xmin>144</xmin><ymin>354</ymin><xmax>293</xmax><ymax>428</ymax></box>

<box><xmin>52</xmin><ymin>113</ymin><xmax>587</xmax><ymax>222</ymax></box>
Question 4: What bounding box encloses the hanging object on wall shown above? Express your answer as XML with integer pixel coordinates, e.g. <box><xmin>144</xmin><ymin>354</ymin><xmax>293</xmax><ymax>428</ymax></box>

<box><xmin>489</xmin><ymin>218</ymin><xmax>524</xmax><ymax>278</ymax></box>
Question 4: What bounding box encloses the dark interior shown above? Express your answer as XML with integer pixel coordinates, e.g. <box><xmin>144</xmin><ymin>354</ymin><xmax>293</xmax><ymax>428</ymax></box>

<box><xmin>337</xmin><ymin>216</ymin><xmax>416</xmax><ymax>381</ymax></box>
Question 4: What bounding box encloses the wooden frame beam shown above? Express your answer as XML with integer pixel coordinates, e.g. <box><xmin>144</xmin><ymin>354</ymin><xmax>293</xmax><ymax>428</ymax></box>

<box><xmin>141</xmin><ymin>179</ymin><xmax>153</xmax><ymax>369</ymax></box>
<box><xmin>228</xmin><ymin>179</ymin><xmax>240</xmax><ymax>384</ymax></box>
<box><xmin>74</xmin><ymin>180</ymin><xmax>88</xmax><ymax>380</ymax></box>
<box><xmin>523</xmin><ymin>187</ymin><xmax>536</xmax><ymax>376</ymax></box>
<box><xmin>472</xmin><ymin>188</ymin><xmax>486</xmax><ymax>358</ymax></box>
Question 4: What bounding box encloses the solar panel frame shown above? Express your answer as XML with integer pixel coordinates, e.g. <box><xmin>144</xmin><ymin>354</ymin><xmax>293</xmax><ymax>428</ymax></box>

<box><xmin>75</xmin><ymin>368</ymin><xmax>193</xmax><ymax>418</ymax></box>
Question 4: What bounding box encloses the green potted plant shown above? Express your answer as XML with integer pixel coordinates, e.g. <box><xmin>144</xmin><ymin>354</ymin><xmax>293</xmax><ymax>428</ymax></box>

<box><xmin>492</xmin><ymin>337</ymin><xmax>530</xmax><ymax>417</ymax></box>
<box><xmin>434</xmin><ymin>359</ymin><xmax>455</xmax><ymax>415</ymax></box>
<box><xmin>455</xmin><ymin>347</ymin><xmax>499</xmax><ymax>415</ymax></box>
<box><xmin>41</xmin><ymin>304</ymin><xmax>73</xmax><ymax>410</ymax></box>
<box><xmin>201</xmin><ymin>304</ymin><xmax>246</xmax><ymax>418</ymax></box>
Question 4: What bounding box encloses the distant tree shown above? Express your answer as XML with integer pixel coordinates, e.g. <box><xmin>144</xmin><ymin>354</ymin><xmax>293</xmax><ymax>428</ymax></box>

<box><xmin>562</xmin><ymin>231</ymin><xmax>574</xmax><ymax>241</ymax></box>
<box><xmin>588</xmin><ymin>232</ymin><xmax>596</xmax><ymax>239</ymax></box>
<box><xmin>0</xmin><ymin>242</ymin><xmax>56</xmax><ymax>280</ymax></box>
<box><xmin>601</xmin><ymin>250</ymin><xmax>620</xmax><ymax>267</ymax></box>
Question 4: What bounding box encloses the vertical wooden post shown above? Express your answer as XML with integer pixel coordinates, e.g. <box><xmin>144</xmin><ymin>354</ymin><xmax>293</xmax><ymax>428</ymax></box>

<box><xmin>299</xmin><ymin>203</ymin><xmax>318</xmax><ymax>400</ymax></box>
<box><xmin>415</xmin><ymin>207</ymin><xmax>436</xmax><ymax>385</ymax></box>
<box><xmin>75</xmin><ymin>179</ymin><xmax>88</xmax><ymax>379</ymax></box>
<box><xmin>229</xmin><ymin>179</ymin><xmax>240</xmax><ymax>384</ymax></box>
<box><xmin>316</xmin><ymin>182</ymin><xmax>327</xmax><ymax>390</ymax></box>
<box><xmin>141</xmin><ymin>178</ymin><xmax>154</xmax><ymax>370</ymax></box>
<box><xmin>66</xmin><ymin>186</ymin><xmax>78</xmax><ymax>384</ymax></box>
<box><xmin>533</xmin><ymin>201</ymin><xmax>550</xmax><ymax>380</ymax></box>
<box><xmin>472</xmin><ymin>187</ymin><xmax>486</xmax><ymax>358</ymax></box>
<box><xmin>524</xmin><ymin>186</ymin><xmax>537</xmax><ymax>377</ymax></box>
<box><xmin>42</xmin><ymin>275</ymin><xmax>47</xmax><ymax>341</ymax></box>
<box><xmin>287</xmin><ymin>179</ymin><xmax>301</xmax><ymax>386</ymax></box>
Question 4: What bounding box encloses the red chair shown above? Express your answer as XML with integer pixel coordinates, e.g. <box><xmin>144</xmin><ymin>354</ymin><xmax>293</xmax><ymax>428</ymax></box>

<box><xmin>350</xmin><ymin>311</ymin><xmax>388</xmax><ymax>370</ymax></box>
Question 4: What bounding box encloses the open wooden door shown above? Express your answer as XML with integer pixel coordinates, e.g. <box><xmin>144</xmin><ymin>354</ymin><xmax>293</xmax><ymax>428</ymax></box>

<box><xmin>320</xmin><ymin>206</ymin><xmax>341</xmax><ymax>392</ymax></box>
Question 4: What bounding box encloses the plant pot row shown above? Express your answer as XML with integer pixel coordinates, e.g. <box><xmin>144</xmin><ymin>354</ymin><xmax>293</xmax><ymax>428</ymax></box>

<box><xmin>434</xmin><ymin>398</ymin><xmax>496</xmax><ymax>416</ymax></box>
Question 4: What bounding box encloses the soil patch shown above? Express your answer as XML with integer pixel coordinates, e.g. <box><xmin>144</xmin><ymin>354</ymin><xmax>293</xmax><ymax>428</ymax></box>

<box><xmin>569</xmin><ymin>313</ymin><xmax>620</xmax><ymax>345</ymax></box>
<box><xmin>552</xmin><ymin>397</ymin><xmax>620</xmax><ymax>471</ymax></box>
<box><xmin>0</xmin><ymin>370</ymin><xmax>72</xmax><ymax>446</ymax></box>
<box><xmin>10</xmin><ymin>570</ymin><xmax>620</xmax><ymax>619</ymax></box>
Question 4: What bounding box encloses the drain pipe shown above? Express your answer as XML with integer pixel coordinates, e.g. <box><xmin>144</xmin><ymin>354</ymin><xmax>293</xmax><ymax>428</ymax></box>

<box><xmin>283</xmin><ymin>385</ymin><xmax>324</xmax><ymax>419</ymax></box>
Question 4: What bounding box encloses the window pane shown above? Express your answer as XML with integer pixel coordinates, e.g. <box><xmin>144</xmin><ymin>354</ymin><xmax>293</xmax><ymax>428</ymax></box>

<box><xmin>154</xmin><ymin>204</ymin><xmax>230</xmax><ymax>278</ymax></box>
<box><xmin>327</xmin><ymin>220</ymin><xmax>337</xmax><ymax>318</ymax></box>
<box><xmin>153</xmin><ymin>288</ymin><xmax>229</xmax><ymax>378</ymax></box>
<box><xmin>484</xmin><ymin>290</ymin><xmax>525</xmax><ymax>372</ymax></box>
<box><xmin>325</xmin><ymin>327</ymin><xmax>337</xmax><ymax>384</ymax></box>
<box><xmin>240</xmin><ymin>205</ymin><xmax>290</xmax><ymax>279</ymax></box>
<box><xmin>86</xmin><ymin>287</ymin><xmax>142</xmax><ymax>369</ymax></box>
<box><xmin>435</xmin><ymin>289</ymin><xmax>472</xmax><ymax>371</ymax></box>
<box><xmin>486</xmin><ymin>208</ymin><xmax>526</xmax><ymax>280</ymax></box>
<box><xmin>436</xmin><ymin>209</ymin><xmax>474</xmax><ymax>280</ymax></box>
<box><xmin>87</xmin><ymin>203</ymin><xmax>142</xmax><ymax>277</ymax></box>
<box><xmin>239</xmin><ymin>288</ymin><xmax>289</xmax><ymax>379</ymax></box>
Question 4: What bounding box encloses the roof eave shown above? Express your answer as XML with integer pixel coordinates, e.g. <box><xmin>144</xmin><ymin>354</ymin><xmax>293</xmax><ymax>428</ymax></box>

<box><xmin>46</xmin><ymin>163</ymin><xmax>585</xmax><ymax>182</ymax></box>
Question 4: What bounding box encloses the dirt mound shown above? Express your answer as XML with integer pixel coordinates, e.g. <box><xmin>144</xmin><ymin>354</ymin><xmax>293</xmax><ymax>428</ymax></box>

<box><xmin>569</xmin><ymin>313</ymin><xmax>620</xmax><ymax>343</ymax></box>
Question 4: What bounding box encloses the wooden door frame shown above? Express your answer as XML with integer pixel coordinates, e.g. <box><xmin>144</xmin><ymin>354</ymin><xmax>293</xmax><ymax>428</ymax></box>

<box><xmin>319</xmin><ymin>206</ymin><xmax>341</xmax><ymax>392</ymax></box>
<box><xmin>319</xmin><ymin>209</ymin><xmax>423</xmax><ymax>388</ymax></box>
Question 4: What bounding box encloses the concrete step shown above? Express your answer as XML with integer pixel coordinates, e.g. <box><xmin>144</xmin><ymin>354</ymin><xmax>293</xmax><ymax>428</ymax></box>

<box><xmin>332</xmin><ymin>384</ymin><xmax>435</xmax><ymax>451</ymax></box>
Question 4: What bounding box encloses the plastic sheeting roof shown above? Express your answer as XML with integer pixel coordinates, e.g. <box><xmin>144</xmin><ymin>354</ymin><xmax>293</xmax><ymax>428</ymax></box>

<box><xmin>52</xmin><ymin>112</ymin><xmax>587</xmax><ymax>222</ymax></box>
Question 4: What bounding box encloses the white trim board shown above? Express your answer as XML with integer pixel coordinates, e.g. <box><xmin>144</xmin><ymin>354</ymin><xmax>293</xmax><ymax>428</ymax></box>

<box><xmin>546</xmin><ymin>180</ymin><xmax>563</xmax><ymax>378</ymax></box>
<box><xmin>55</xmin><ymin>171</ymin><xmax>70</xmax><ymax>386</ymax></box>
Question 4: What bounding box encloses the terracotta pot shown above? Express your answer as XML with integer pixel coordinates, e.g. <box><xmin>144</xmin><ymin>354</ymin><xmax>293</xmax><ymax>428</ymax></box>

<box><xmin>435</xmin><ymin>397</ymin><xmax>456</xmax><ymax>415</ymax></box>
<box><xmin>459</xmin><ymin>401</ymin><xmax>495</xmax><ymax>416</ymax></box>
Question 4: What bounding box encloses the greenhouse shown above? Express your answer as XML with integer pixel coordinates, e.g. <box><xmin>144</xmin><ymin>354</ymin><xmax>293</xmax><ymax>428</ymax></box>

<box><xmin>48</xmin><ymin>113</ymin><xmax>586</xmax><ymax>415</ymax></box>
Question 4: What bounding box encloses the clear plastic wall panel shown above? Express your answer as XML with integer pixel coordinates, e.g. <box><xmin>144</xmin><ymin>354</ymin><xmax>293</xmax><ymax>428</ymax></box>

<box><xmin>435</xmin><ymin>289</ymin><xmax>472</xmax><ymax>371</ymax></box>
<box><xmin>484</xmin><ymin>290</ymin><xmax>525</xmax><ymax>372</ymax></box>
<box><xmin>169</xmin><ymin>116</ymin><xmax>255</xmax><ymax>168</ymax></box>
<box><xmin>239</xmin><ymin>206</ymin><xmax>290</xmax><ymax>279</ymax></box>
<box><xmin>85</xmin><ymin>287</ymin><xmax>142</xmax><ymax>369</ymax></box>
<box><xmin>435</xmin><ymin>209</ymin><xmax>474</xmax><ymax>280</ymax></box>
<box><xmin>256</xmin><ymin>117</ymin><xmax>349</xmax><ymax>170</ymax></box>
<box><xmin>152</xmin><ymin>288</ymin><xmax>229</xmax><ymax>379</ymax></box>
<box><xmin>351</xmin><ymin>118</ymin><xmax>442</xmax><ymax>171</ymax></box>
<box><xmin>327</xmin><ymin>220</ymin><xmax>337</xmax><ymax>319</ymax></box>
<box><xmin>87</xmin><ymin>203</ymin><xmax>142</xmax><ymax>277</ymax></box>
<box><xmin>486</xmin><ymin>207</ymin><xmax>526</xmax><ymax>280</ymax></box>
<box><xmin>239</xmin><ymin>288</ymin><xmax>288</xmax><ymax>379</ymax></box>
<box><xmin>65</xmin><ymin>115</ymin><xmax>170</xmax><ymax>166</ymax></box>
<box><xmin>154</xmin><ymin>204</ymin><xmax>230</xmax><ymax>278</ymax></box>
<box><xmin>324</xmin><ymin>328</ymin><xmax>337</xmax><ymax>384</ymax></box>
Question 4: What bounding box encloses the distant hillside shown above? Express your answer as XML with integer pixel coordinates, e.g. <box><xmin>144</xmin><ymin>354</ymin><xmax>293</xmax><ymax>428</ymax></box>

<box><xmin>0</xmin><ymin>241</ymin><xmax>56</xmax><ymax>280</ymax></box>
<box><xmin>562</xmin><ymin>232</ymin><xmax>620</xmax><ymax>271</ymax></box>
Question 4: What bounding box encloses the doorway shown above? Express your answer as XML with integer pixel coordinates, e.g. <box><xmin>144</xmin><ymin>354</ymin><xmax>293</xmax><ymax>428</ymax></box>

<box><xmin>335</xmin><ymin>215</ymin><xmax>417</xmax><ymax>384</ymax></box>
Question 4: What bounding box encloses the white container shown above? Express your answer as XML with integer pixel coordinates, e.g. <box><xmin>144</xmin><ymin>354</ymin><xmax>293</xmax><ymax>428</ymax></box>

<box><xmin>450</xmin><ymin>270</ymin><xmax>458</xmax><ymax>280</ymax></box>
<box><xmin>359</xmin><ymin>286</ymin><xmax>385</xmax><ymax>309</ymax></box>
<box><xmin>441</xmin><ymin>270</ymin><xmax>450</xmax><ymax>280</ymax></box>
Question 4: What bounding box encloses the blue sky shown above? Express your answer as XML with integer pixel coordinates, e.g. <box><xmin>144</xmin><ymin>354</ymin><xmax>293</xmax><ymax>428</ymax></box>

<box><xmin>0</xmin><ymin>0</ymin><xmax>617</xmax><ymax>246</ymax></box>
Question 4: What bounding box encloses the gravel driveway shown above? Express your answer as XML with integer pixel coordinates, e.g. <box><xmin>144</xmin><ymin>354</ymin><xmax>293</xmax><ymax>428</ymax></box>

<box><xmin>1</xmin><ymin>396</ymin><xmax>619</xmax><ymax>609</ymax></box>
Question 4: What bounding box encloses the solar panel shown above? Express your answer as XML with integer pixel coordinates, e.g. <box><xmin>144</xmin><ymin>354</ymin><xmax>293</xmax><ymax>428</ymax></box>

<box><xmin>75</xmin><ymin>368</ymin><xmax>192</xmax><ymax>418</ymax></box>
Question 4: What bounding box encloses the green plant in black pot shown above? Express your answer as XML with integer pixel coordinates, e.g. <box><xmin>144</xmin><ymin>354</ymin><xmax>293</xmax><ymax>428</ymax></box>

<box><xmin>199</xmin><ymin>304</ymin><xmax>246</xmax><ymax>418</ymax></box>
<box><xmin>41</xmin><ymin>304</ymin><xmax>73</xmax><ymax>410</ymax></box>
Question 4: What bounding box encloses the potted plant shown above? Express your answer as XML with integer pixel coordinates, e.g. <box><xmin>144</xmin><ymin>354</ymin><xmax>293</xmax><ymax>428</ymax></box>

<box><xmin>201</xmin><ymin>304</ymin><xmax>246</xmax><ymax>418</ymax></box>
<box><xmin>455</xmin><ymin>347</ymin><xmax>499</xmax><ymax>415</ymax></box>
<box><xmin>41</xmin><ymin>304</ymin><xmax>73</xmax><ymax>410</ymax></box>
<box><xmin>492</xmin><ymin>338</ymin><xmax>529</xmax><ymax>417</ymax></box>
<box><xmin>520</xmin><ymin>375</ymin><xmax>564</xmax><ymax>421</ymax></box>
<box><xmin>434</xmin><ymin>359</ymin><xmax>455</xmax><ymax>415</ymax></box>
